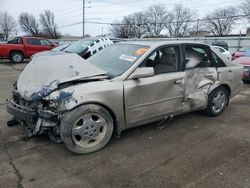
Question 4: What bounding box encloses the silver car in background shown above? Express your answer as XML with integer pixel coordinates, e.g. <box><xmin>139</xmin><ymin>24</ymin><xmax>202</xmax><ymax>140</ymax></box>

<box><xmin>213</xmin><ymin>45</ymin><xmax>232</xmax><ymax>60</ymax></box>
<box><xmin>6</xmin><ymin>41</ymin><xmax>243</xmax><ymax>154</ymax></box>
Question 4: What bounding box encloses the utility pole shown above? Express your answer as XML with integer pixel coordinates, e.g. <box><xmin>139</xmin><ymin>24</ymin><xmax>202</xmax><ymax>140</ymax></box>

<box><xmin>83</xmin><ymin>0</ymin><xmax>85</xmax><ymax>38</ymax></box>
<box><xmin>196</xmin><ymin>19</ymin><xmax>200</xmax><ymax>38</ymax></box>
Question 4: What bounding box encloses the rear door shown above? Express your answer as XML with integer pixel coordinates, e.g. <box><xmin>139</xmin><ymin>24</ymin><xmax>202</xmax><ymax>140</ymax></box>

<box><xmin>183</xmin><ymin>44</ymin><xmax>217</xmax><ymax>111</ymax></box>
<box><xmin>124</xmin><ymin>45</ymin><xmax>185</xmax><ymax>126</ymax></box>
<box><xmin>25</xmin><ymin>38</ymin><xmax>43</xmax><ymax>57</ymax></box>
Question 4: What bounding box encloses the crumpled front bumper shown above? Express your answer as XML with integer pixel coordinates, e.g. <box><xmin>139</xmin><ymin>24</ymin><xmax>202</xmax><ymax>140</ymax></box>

<box><xmin>6</xmin><ymin>99</ymin><xmax>58</xmax><ymax>136</ymax></box>
<box><xmin>6</xmin><ymin>99</ymin><xmax>37</xmax><ymax>124</ymax></box>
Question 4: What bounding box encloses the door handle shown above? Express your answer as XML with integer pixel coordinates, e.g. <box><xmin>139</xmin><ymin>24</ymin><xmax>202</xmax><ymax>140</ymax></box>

<box><xmin>228</xmin><ymin>70</ymin><xmax>232</xmax><ymax>73</ymax></box>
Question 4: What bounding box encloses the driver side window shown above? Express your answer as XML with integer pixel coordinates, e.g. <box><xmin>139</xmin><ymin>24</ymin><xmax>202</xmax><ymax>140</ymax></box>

<box><xmin>142</xmin><ymin>46</ymin><xmax>179</xmax><ymax>75</ymax></box>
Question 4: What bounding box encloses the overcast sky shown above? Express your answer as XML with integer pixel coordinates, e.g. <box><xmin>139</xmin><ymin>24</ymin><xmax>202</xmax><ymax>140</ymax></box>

<box><xmin>0</xmin><ymin>0</ymin><xmax>246</xmax><ymax>37</ymax></box>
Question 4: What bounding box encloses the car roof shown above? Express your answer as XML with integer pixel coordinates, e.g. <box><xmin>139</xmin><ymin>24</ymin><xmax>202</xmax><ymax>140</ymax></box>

<box><xmin>118</xmin><ymin>40</ymin><xmax>210</xmax><ymax>48</ymax></box>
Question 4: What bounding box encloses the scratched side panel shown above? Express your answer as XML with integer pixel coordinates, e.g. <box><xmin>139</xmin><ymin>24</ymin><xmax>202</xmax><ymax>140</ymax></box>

<box><xmin>183</xmin><ymin>67</ymin><xmax>217</xmax><ymax>111</ymax></box>
<box><xmin>124</xmin><ymin>72</ymin><xmax>185</xmax><ymax>126</ymax></box>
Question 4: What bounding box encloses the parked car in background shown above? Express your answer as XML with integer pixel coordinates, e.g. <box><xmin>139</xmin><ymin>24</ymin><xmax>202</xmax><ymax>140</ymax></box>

<box><xmin>6</xmin><ymin>41</ymin><xmax>243</xmax><ymax>154</ymax></box>
<box><xmin>212</xmin><ymin>41</ymin><xmax>229</xmax><ymax>51</ymax></box>
<box><xmin>213</xmin><ymin>46</ymin><xmax>232</xmax><ymax>60</ymax></box>
<box><xmin>0</xmin><ymin>36</ymin><xmax>57</xmax><ymax>63</ymax></box>
<box><xmin>30</xmin><ymin>44</ymin><xmax>71</xmax><ymax>60</ymax></box>
<box><xmin>31</xmin><ymin>37</ymin><xmax>123</xmax><ymax>60</ymax></box>
<box><xmin>232</xmin><ymin>48</ymin><xmax>250</xmax><ymax>60</ymax></box>
<box><xmin>233</xmin><ymin>54</ymin><xmax>250</xmax><ymax>81</ymax></box>
<box><xmin>62</xmin><ymin>37</ymin><xmax>123</xmax><ymax>59</ymax></box>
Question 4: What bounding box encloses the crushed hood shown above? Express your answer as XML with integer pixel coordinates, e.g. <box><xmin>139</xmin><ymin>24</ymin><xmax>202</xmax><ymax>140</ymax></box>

<box><xmin>17</xmin><ymin>53</ymin><xmax>106</xmax><ymax>101</ymax></box>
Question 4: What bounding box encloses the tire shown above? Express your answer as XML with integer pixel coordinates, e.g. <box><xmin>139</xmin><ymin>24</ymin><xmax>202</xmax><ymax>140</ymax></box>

<box><xmin>205</xmin><ymin>86</ymin><xmax>229</xmax><ymax>116</ymax></box>
<box><xmin>10</xmin><ymin>51</ymin><xmax>24</xmax><ymax>63</ymax></box>
<box><xmin>60</xmin><ymin>104</ymin><xmax>114</xmax><ymax>154</ymax></box>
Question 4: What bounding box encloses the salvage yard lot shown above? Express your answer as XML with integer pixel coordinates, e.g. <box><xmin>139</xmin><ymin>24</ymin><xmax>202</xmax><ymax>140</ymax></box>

<box><xmin>0</xmin><ymin>61</ymin><xmax>250</xmax><ymax>188</ymax></box>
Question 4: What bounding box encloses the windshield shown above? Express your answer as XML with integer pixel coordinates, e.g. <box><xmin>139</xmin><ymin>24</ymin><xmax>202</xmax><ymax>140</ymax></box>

<box><xmin>87</xmin><ymin>44</ymin><xmax>149</xmax><ymax>76</ymax></box>
<box><xmin>63</xmin><ymin>39</ymin><xmax>95</xmax><ymax>54</ymax></box>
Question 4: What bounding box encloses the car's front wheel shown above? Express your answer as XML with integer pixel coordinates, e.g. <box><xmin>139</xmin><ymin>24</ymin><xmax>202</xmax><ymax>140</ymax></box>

<box><xmin>60</xmin><ymin>104</ymin><xmax>114</xmax><ymax>154</ymax></box>
<box><xmin>205</xmin><ymin>86</ymin><xmax>229</xmax><ymax>116</ymax></box>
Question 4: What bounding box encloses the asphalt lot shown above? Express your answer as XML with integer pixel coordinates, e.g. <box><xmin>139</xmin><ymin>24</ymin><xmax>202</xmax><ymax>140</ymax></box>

<box><xmin>0</xmin><ymin>60</ymin><xmax>250</xmax><ymax>188</ymax></box>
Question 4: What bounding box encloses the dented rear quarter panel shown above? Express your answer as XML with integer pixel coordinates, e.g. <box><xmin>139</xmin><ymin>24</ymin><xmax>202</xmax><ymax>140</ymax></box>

<box><xmin>210</xmin><ymin>46</ymin><xmax>243</xmax><ymax>97</ymax></box>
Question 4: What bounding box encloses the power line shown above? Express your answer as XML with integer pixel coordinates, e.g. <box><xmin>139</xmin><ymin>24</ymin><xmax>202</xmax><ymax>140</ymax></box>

<box><xmin>90</xmin><ymin>0</ymin><xmax>145</xmax><ymax>8</ymax></box>
<box><xmin>58</xmin><ymin>13</ymin><xmax>250</xmax><ymax>28</ymax></box>
<box><xmin>55</xmin><ymin>0</ymin><xmax>238</xmax><ymax>22</ymax></box>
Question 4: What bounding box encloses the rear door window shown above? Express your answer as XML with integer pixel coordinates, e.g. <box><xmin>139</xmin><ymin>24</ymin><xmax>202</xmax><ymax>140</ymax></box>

<box><xmin>212</xmin><ymin>52</ymin><xmax>226</xmax><ymax>67</ymax></box>
<box><xmin>27</xmin><ymin>38</ymin><xmax>41</xmax><ymax>45</ymax></box>
<box><xmin>185</xmin><ymin>45</ymin><xmax>212</xmax><ymax>69</ymax></box>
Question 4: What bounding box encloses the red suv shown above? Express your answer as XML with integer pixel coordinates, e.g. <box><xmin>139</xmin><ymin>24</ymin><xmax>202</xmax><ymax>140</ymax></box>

<box><xmin>0</xmin><ymin>36</ymin><xmax>57</xmax><ymax>63</ymax></box>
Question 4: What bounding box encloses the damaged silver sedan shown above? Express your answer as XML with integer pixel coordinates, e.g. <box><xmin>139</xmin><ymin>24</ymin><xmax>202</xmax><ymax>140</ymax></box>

<box><xmin>6</xmin><ymin>41</ymin><xmax>243</xmax><ymax>154</ymax></box>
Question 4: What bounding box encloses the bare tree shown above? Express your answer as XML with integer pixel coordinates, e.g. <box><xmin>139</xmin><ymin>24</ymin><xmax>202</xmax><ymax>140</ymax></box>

<box><xmin>39</xmin><ymin>10</ymin><xmax>59</xmax><ymax>39</ymax></box>
<box><xmin>19</xmin><ymin>13</ymin><xmax>40</xmax><ymax>36</ymax></box>
<box><xmin>204</xmin><ymin>7</ymin><xmax>238</xmax><ymax>36</ymax></box>
<box><xmin>241</xmin><ymin>0</ymin><xmax>250</xmax><ymax>22</ymax></box>
<box><xmin>166</xmin><ymin>4</ymin><xmax>197</xmax><ymax>37</ymax></box>
<box><xmin>110</xmin><ymin>19</ymin><xmax>133</xmax><ymax>38</ymax></box>
<box><xmin>145</xmin><ymin>4</ymin><xmax>171</xmax><ymax>37</ymax></box>
<box><xmin>110</xmin><ymin>11</ymin><xmax>148</xmax><ymax>38</ymax></box>
<box><xmin>0</xmin><ymin>11</ymin><xmax>16</xmax><ymax>40</ymax></box>
<box><xmin>124</xmin><ymin>12</ymin><xmax>148</xmax><ymax>38</ymax></box>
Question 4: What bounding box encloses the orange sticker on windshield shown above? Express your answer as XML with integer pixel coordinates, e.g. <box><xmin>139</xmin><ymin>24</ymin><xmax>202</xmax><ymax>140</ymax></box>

<box><xmin>134</xmin><ymin>48</ymin><xmax>148</xmax><ymax>56</ymax></box>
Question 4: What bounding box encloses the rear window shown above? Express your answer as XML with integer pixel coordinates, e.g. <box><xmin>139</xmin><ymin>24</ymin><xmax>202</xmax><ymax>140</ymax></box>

<box><xmin>212</xmin><ymin>52</ymin><xmax>226</xmax><ymax>67</ymax></box>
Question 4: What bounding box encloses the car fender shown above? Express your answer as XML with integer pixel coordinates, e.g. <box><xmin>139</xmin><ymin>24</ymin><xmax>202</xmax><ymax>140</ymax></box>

<box><xmin>208</xmin><ymin>81</ymin><xmax>231</xmax><ymax>97</ymax></box>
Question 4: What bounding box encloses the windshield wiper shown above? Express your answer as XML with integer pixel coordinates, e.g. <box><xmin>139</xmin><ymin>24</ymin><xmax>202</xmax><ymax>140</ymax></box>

<box><xmin>63</xmin><ymin>50</ymin><xmax>72</xmax><ymax>53</ymax></box>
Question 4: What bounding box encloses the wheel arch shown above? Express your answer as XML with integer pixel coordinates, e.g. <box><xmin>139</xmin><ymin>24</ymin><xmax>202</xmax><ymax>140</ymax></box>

<box><xmin>9</xmin><ymin>50</ymin><xmax>25</xmax><ymax>58</ymax></box>
<box><xmin>209</xmin><ymin>83</ymin><xmax>231</xmax><ymax>97</ymax></box>
<box><xmin>208</xmin><ymin>83</ymin><xmax>231</xmax><ymax>106</ymax></box>
<box><xmin>219</xmin><ymin>84</ymin><xmax>231</xmax><ymax>97</ymax></box>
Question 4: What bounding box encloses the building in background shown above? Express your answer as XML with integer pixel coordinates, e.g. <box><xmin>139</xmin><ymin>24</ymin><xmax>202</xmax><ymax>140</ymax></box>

<box><xmin>189</xmin><ymin>30</ymin><xmax>211</xmax><ymax>37</ymax></box>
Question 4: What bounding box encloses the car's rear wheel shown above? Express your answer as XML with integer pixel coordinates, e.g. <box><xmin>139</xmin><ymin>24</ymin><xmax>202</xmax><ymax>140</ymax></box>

<box><xmin>10</xmin><ymin>51</ymin><xmax>24</xmax><ymax>63</ymax></box>
<box><xmin>205</xmin><ymin>86</ymin><xmax>229</xmax><ymax>116</ymax></box>
<box><xmin>60</xmin><ymin>104</ymin><xmax>114</xmax><ymax>154</ymax></box>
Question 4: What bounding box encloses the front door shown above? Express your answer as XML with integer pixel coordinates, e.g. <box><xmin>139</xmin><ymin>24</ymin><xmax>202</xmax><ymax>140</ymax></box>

<box><xmin>124</xmin><ymin>45</ymin><xmax>185</xmax><ymax>126</ymax></box>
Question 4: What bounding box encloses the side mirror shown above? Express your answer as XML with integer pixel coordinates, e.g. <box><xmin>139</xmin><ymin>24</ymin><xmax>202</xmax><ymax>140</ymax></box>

<box><xmin>129</xmin><ymin>67</ymin><xmax>154</xmax><ymax>79</ymax></box>
<box><xmin>49</xmin><ymin>43</ymin><xmax>55</xmax><ymax>47</ymax></box>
